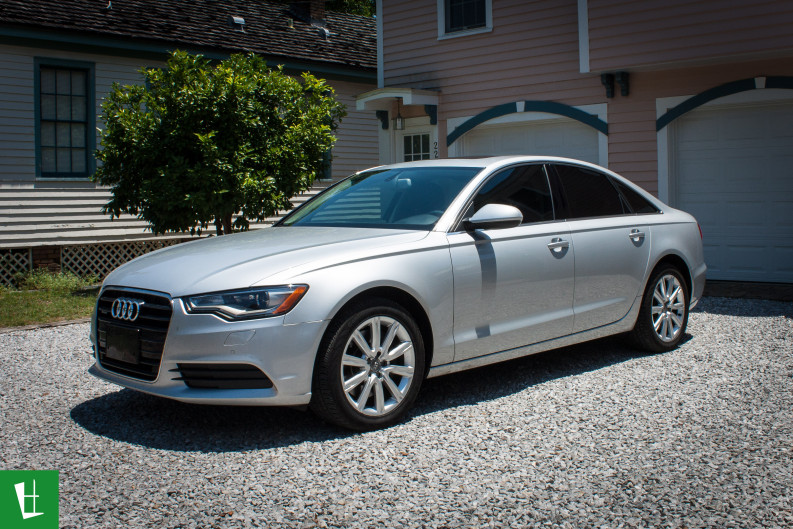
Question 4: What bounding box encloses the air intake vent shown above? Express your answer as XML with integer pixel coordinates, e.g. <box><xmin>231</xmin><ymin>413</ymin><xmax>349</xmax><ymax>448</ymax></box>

<box><xmin>174</xmin><ymin>363</ymin><xmax>274</xmax><ymax>390</ymax></box>
<box><xmin>96</xmin><ymin>287</ymin><xmax>172</xmax><ymax>381</ymax></box>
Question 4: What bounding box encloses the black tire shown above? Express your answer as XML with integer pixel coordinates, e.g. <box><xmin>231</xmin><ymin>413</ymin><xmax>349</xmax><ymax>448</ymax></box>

<box><xmin>310</xmin><ymin>298</ymin><xmax>426</xmax><ymax>430</ymax></box>
<box><xmin>630</xmin><ymin>266</ymin><xmax>690</xmax><ymax>353</ymax></box>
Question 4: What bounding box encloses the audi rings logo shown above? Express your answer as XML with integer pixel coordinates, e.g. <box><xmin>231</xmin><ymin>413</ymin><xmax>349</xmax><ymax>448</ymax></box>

<box><xmin>111</xmin><ymin>298</ymin><xmax>145</xmax><ymax>321</ymax></box>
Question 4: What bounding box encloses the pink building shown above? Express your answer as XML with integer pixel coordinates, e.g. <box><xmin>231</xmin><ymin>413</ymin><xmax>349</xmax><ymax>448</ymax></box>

<box><xmin>358</xmin><ymin>0</ymin><xmax>793</xmax><ymax>283</ymax></box>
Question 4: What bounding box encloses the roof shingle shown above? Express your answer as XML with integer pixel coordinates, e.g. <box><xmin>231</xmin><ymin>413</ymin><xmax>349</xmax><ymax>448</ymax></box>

<box><xmin>0</xmin><ymin>0</ymin><xmax>376</xmax><ymax>71</ymax></box>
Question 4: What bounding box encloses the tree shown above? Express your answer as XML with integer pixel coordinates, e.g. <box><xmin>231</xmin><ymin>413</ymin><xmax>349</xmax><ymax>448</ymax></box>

<box><xmin>274</xmin><ymin>0</ymin><xmax>376</xmax><ymax>17</ymax></box>
<box><xmin>93</xmin><ymin>51</ymin><xmax>347</xmax><ymax>235</ymax></box>
<box><xmin>325</xmin><ymin>0</ymin><xmax>375</xmax><ymax>16</ymax></box>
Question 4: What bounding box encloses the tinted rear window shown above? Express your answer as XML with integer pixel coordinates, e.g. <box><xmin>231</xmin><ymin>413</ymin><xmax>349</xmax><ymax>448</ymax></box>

<box><xmin>613</xmin><ymin>179</ymin><xmax>660</xmax><ymax>214</ymax></box>
<box><xmin>553</xmin><ymin>164</ymin><xmax>625</xmax><ymax>219</ymax></box>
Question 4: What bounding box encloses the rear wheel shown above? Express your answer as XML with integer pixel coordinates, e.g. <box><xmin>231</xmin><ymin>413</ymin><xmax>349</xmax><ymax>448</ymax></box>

<box><xmin>310</xmin><ymin>298</ymin><xmax>425</xmax><ymax>430</ymax></box>
<box><xmin>630</xmin><ymin>267</ymin><xmax>689</xmax><ymax>352</ymax></box>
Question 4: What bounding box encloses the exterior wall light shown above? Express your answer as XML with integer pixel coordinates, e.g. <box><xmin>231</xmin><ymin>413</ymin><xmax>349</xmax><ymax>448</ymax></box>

<box><xmin>394</xmin><ymin>113</ymin><xmax>405</xmax><ymax>130</ymax></box>
<box><xmin>601</xmin><ymin>73</ymin><xmax>615</xmax><ymax>98</ymax></box>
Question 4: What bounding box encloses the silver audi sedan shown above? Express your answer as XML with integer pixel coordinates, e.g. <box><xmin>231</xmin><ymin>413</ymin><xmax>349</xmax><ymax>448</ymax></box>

<box><xmin>89</xmin><ymin>156</ymin><xmax>706</xmax><ymax>430</ymax></box>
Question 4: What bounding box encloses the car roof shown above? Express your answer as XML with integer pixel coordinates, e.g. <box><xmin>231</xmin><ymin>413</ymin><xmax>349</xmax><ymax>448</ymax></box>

<box><xmin>368</xmin><ymin>156</ymin><xmax>601</xmax><ymax>171</ymax></box>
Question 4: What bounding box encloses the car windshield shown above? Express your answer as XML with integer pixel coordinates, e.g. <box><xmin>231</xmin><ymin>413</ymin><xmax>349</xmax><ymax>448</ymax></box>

<box><xmin>279</xmin><ymin>166</ymin><xmax>482</xmax><ymax>229</ymax></box>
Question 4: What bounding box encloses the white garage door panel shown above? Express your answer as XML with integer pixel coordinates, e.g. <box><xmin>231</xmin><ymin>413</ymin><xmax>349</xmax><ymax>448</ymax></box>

<box><xmin>774</xmin><ymin>247</ymin><xmax>793</xmax><ymax>277</ymax></box>
<box><xmin>675</xmin><ymin>101</ymin><xmax>793</xmax><ymax>282</ymax></box>
<box><xmin>460</xmin><ymin>120</ymin><xmax>599</xmax><ymax>164</ymax></box>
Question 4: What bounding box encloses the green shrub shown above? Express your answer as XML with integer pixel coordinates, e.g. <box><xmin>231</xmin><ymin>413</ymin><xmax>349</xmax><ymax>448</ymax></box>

<box><xmin>94</xmin><ymin>51</ymin><xmax>347</xmax><ymax>236</ymax></box>
<box><xmin>14</xmin><ymin>269</ymin><xmax>99</xmax><ymax>292</ymax></box>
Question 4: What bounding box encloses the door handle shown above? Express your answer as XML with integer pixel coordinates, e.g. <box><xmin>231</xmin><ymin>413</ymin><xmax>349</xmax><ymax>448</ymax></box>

<box><xmin>547</xmin><ymin>237</ymin><xmax>569</xmax><ymax>253</ymax></box>
<box><xmin>629</xmin><ymin>229</ymin><xmax>645</xmax><ymax>242</ymax></box>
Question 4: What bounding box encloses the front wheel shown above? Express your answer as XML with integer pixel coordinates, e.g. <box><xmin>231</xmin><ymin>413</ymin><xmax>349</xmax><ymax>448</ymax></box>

<box><xmin>310</xmin><ymin>298</ymin><xmax>425</xmax><ymax>430</ymax></box>
<box><xmin>630</xmin><ymin>267</ymin><xmax>690</xmax><ymax>353</ymax></box>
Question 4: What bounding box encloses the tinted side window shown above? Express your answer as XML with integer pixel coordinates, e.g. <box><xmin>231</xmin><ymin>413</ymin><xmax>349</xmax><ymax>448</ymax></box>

<box><xmin>553</xmin><ymin>164</ymin><xmax>624</xmax><ymax>219</ymax></box>
<box><xmin>613</xmin><ymin>179</ymin><xmax>660</xmax><ymax>214</ymax></box>
<box><xmin>473</xmin><ymin>164</ymin><xmax>554</xmax><ymax>224</ymax></box>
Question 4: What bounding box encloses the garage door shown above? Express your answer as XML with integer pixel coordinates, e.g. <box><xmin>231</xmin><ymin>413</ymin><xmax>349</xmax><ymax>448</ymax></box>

<box><xmin>674</xmin><ymin>101</ymin><xmax>793</xmax><ymax>282</ymax></box>
<box><xmin>459</xmin><ymin>118</ymin><xmax>600</xmax><ymax>164</ymax></box>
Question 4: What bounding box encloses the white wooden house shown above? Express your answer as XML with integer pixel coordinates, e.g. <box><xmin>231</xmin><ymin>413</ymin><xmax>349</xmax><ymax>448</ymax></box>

<box><xmin>0</xmin><ymin>0</ymin><xmax>378</xmax><ymax>284</ymax></box>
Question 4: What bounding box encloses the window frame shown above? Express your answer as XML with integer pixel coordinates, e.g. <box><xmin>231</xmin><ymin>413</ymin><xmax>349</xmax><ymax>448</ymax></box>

<box><xmin>402</xmin><ymin>132</ymin><xmax>432</xmax><ymax>162</ymax></box>
<box><xmin>34</xmin><ymin>57</ymin><xmax>96</xmax><ymax>180</ymax></box>
<box><xmin>611</xmin><ymin>178</ymin><xmax>661</xmax><ymax>215</ymax></box>
<box><xmin>547</xmin><ymin>163</ymin><xmax>628</xmax><ymax>221</ymax></box>
<box><xmin>451</xmin><ymin>163</ymin><xmax>560</xmax><ymax>232</ymax></box>
<box><xmin>437</xmin><ymin>0</ymin><xmax>493</xmax><ymax>40</ymax></box>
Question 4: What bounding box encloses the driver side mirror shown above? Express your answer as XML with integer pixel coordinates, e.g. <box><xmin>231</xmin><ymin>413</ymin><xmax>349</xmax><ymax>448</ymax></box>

<box><xmin>463</xmin><ymin>203</ymin><xmax>523</xmax><ymax>231</ymax></box>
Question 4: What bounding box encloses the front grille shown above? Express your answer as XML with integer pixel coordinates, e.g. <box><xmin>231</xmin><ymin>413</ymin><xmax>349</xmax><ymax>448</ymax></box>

<box><xmin>173</xmin><ymin>363</ymin><xmax>274</xmax><ymax>390</ymax></box>
<box><xmin>96</xmin><ymin>287</ymin><xmax>172</xmax><ymax>381</ymax></box>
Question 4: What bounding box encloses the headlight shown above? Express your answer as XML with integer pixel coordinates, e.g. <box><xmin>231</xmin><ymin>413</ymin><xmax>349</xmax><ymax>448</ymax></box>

<box><xmin>184</xmin><ymin>285</ymin><xmax>308</xmax><ymax>320</ymax></box>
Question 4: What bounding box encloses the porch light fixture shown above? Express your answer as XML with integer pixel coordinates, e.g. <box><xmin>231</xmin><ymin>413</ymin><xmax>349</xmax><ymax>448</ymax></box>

<box><xmin>394</xmin><ymin>112</ymin><xmax>405</xmax><ymax>130</ymax></box>
<box><xmin>394</xmin><ymin>99</ymin><xmax>405</xmax><ymax>130</ymax></box>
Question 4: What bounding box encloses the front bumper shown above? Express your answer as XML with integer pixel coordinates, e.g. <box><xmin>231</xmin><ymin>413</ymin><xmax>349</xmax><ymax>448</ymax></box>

<box><xmin>90</xmin><ymin>298</ymin><xmax>326</xmax><ymax>406</ymax></box>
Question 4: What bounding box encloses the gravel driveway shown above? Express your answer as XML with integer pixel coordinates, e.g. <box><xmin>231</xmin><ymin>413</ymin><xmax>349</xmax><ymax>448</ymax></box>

<box><xmin>2</xmin><ymin>297</ymin><xmax>792</xmax><ymax>528</ymax></box>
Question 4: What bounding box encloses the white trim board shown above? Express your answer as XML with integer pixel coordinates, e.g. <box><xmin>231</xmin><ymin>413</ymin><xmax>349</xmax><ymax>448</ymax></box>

<box><xmin>436</xmin><ymin>0</ymin><xmax>493</xmax><ymax>40</ymax></box>
<box><xmin>577</xmin><ymin>0</ymin><xmax>590</xmax><ymax>73</ymax></box>
<box><xmin>376</xmin><ymin>0</ymin><xmax>384</xmax><ymax>88</ymax></box>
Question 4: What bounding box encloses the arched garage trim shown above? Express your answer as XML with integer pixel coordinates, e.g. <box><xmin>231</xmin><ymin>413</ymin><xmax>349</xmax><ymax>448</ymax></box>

<box><xmin>446</xmin><ymin>100</ymin><xmax>609</xmax><ymax>147</ymax></box>
<box><xmin>656</xmin><ymin>76</ymin><xmax>793</xmax><ymax>131</ymax></box>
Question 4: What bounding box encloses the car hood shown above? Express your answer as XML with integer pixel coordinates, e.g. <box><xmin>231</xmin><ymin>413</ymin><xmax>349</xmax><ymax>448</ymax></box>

<box><xmin>103</xmin><ymin>227</ymin><xmax>429</xmax><ymax>297</ymax></box>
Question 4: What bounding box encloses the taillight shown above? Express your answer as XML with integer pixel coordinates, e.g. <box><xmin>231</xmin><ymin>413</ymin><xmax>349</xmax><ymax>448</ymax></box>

<box><xmin>697</xmin><ymin>222</ymin><xmax>703</xmax><ymax>239</ymax></box>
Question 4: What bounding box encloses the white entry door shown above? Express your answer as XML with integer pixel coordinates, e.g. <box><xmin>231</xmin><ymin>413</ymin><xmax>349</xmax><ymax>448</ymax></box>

<box><xmin>397</xmin><ymin>117</ymin><xmax>439</xmax><ymax>162</ymax></box>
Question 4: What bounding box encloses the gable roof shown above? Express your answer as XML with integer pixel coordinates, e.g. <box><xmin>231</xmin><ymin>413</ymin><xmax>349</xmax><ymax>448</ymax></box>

<box><xmin>0</xmin><ymin>0</ymin><xmax>376</xmax><ymax>73</ymax></box>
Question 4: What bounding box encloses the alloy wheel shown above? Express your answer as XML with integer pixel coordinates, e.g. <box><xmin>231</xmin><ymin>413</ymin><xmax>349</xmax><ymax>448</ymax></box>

<box><xmin>340</xmin><ymin>316</ymin><xmax>416</xmax><ymax>417</ymax></box>
<box><xmin>651</xmin><ymin>274</ymin><xmax>686</xmax><ymax>342</ymax></box>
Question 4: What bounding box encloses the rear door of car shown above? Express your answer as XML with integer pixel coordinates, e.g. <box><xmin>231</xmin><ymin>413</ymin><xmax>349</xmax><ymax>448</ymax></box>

<box><xmin>547</xmin><ymin>163</ymin><xmax>652</xmax><ymax>332</ymax></box>
<box><xmin>447</xmin><ymin>163</ymin><xmax>575</xmax><ymax>362</ymax></box>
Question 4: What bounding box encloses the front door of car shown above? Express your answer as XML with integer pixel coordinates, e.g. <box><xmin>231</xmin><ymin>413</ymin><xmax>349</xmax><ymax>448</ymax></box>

<box><xmin>448</xmin><ymin>164</ymin><xmax>575</xmax><ymax>362</ymax></box>
<box><xmin>549</xmin><ymin>164</ymin><xmax>652</xmax><ymax>332</ymax></box>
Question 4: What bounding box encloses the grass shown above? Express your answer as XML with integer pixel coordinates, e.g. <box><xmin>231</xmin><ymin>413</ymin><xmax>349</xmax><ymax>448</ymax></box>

<box><xmin>0</xmin><ymin>270</ymin><xmax>99</xmax><ymax>328</ymax></box>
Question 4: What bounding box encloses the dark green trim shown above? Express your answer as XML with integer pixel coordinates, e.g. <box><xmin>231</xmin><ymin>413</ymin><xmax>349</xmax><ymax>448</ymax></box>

<box><xmin>767</xmin><ymin>76</ymin><xmax>793</xmax><ymax>89</ymax></box>
<box><xmin>375</xmin><ymin>110</ymin><xmax>389</xmax><ymax>130</ymax></box>
<box><xmin>34</xmin><ymin>57</ymin><xmax>96</xmax><ymax>180</ymax></box>
<box><xmin>0</xmin><ymin>27</ymin><xmax>376</xmax><ymax>83</ymax></box>
<box><xmin>446</xmin><ymin>102</ymin><xmax>517</xmax><ymax>146</ymax></box>
<box><xmin>655</xmin><ymin>77</ymin><xmax>793</xmax><ymax>131</ymax></box>
<box><xmin>523</xmin><ymin>101</ymin><xmax>608</xmax><ymax>135</ymax></box>
<box><xmin>424</xmin><ymin>104</ymin><xmax>438</xmax><ymax>125</ymax></box>
<box><xmin>446</xmin><ymin>101</ymin><xmax>608</xmax><ymax>147</ymax></box>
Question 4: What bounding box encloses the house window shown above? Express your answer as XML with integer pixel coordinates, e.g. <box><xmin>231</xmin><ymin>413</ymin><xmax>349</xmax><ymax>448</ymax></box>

<box><xmin>438</xmin><ymin>0</ymin><xmax>492</xmax><ymax>38</ymax></box>
<box><xmin>37</xmin><ymin>61</ymin><xmax>94</xmax><ymax>178</ymax></box>
<box><xmin>446</xmin><ymin>0</ymin><xmax>486</xmax><ymax>32</ymax></box>
<box><xmin>403</xmin><ymin>134</ymin><xmax>431</xmax><ymax>161</ymax></box>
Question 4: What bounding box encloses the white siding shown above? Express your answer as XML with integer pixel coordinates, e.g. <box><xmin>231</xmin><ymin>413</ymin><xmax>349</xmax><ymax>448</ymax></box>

<box><xmin>328</xmin><ymin>79</ymin><xmax>380</xmax><ymax>177</ymax></box>
<box><xmin>0</xmin><ymin>179</ymin><xmax>342</xmax><ymax>247</ymax></box>
<box><xmin>0</xmin><ymin>49</ymin><xmax>36</xmax><ymax>182</ymax></box>
<box><xmin>0</xmin><ymin>44</ymin><xmax>157</xmax><ymax>187</ymax></box>
<box><xmin>0</xmin><ymin>44</ymin><xmax>164</xmax><ymax>246</ymax></box>
<box><xmin>0</xmin><ymin>44</ymin><xmax>377</xmax><ymax>247</ymax></box>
